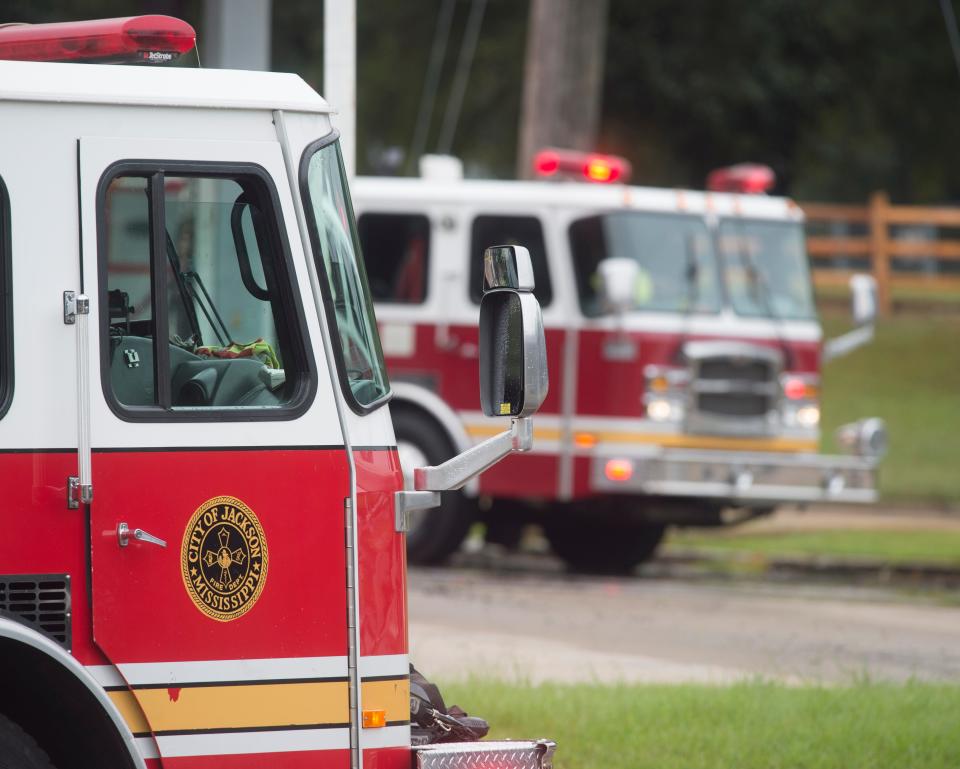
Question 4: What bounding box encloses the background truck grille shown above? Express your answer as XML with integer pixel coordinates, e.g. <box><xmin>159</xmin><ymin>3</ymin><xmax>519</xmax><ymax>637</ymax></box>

<box><xmin>0</xmin><ymin>574</ymin><xmax>71</xmax><ymax>650</ymax></box>
<box><xmin>697</xmin><ymin>392</ymin><xmax>770</xmax><ymax>417</ymax></box>
<box><xmin>698</xmin><ymin>357</ymin><xmax>773</xmax><ymax>383</ymax></box>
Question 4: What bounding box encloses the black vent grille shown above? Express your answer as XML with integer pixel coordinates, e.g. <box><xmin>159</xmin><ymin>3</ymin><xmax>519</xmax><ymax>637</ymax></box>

<box><xmin>699</xmin><ymin>358</ymin><xmax>773</xmax><ymax>383</ymax></box>
<box><xmin>698</xmin><ymin>393</ymin><xmax>770</xmax><ymax>417</ymax></box>
<box><xmin>0</xmin><ymin>574</ymin><xmax>71</xmax><ymax>650</ymax></box>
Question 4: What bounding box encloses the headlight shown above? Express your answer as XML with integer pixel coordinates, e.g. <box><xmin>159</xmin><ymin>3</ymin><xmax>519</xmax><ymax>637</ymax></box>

<box><xmin>647</xmin><ymin>398</ymin><xmax>684</xmax><ymax>422</ymax></box>
<box><xmin>796</xmin><ymin>405</ymin><xmax>820</xmax><ymax>428</ymax></box>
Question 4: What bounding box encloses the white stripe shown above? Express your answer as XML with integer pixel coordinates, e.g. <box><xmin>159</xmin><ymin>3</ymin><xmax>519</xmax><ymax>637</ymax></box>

<box><xmin>85</xmin><ymin>664</ymin><xmax>126</xmax><ymax>688</ymax></box>
<box><xmin>117</xmin><ymin>656</ymin><xmax>348</xmax><ymax>686</ymax></box>
<box><xmin>359</xmin><ymin>654</ymin><xmax>408</xmax><ymax>679</ymax></box>
<box><xmin>155</xmin><ymin>728</ymin><xmax>351</xmax><ymax>758</ymax></box>
<box><xmin>360</xmin><ymin>724</ymin><xmax>410</xmax><ymax>750</ymax></box>
<box><xmin>135</xmin><ymin>737</ymin><xmax>160</xmax><ymax>761</ymax></box>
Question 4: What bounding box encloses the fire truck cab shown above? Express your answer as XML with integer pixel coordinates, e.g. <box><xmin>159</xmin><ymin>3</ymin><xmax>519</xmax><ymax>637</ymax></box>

<box><xmin>352</xmin><ymin>155</ymin><xmax>886</xmax><ymax>570</ymax></box>
<box><xmin>0</xmin><ymin>16</ymin><xmax>554</xmax><ymax>769</ymax></box>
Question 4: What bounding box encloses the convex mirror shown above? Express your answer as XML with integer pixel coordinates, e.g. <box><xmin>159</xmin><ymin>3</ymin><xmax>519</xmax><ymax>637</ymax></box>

<box><xmin>598</xmin><ymin>256</ymin><xmax>640</xmax><ymax>314</ymax></box>
<box><xmin>850</xmin><ymin>274</ymin><xmax>877</xmax><ymax>326</ymax></box>
<box><xmin>479</xmin><ymin>245</ymin><xmax>548</xmax><ymax>417</ymax></box>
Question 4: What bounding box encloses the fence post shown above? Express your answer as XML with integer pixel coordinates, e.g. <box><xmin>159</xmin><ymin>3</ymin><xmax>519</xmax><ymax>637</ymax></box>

<box><xmin>868</xmin><ymin>190</ymin><xmax>891</xmax><ymax>317</ymax></box>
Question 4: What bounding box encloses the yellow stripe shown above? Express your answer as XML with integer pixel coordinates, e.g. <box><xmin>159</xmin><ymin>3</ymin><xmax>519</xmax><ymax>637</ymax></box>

<box><xmin>594</xmin><ymin>432</ymin><xmax>819</xmax><ymax>453</ymax></box>
<box><xmin>464</xmin><ymin>424</ymin><xmax>816</xmax><ymax>453</ymax></box>
<box><xmin>361</xmin><ymin>679</ymin><xmax>409</xmax><ymax>724</ymax></box>
<box><xmin>108</xmin><ymin>690</ymin><xmax>151</xmax><ymax>735</ymax></box>
<box><xmin>114</xmin><ymin>681</ymin><xmax>348</xmax><ymax>734</ymax></box>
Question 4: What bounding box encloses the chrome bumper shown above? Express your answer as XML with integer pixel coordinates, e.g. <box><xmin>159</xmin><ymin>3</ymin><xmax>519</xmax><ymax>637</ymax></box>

<box><xmin>414</xmin><ymin>740</ymin><xmax>557</xmax><ymax>769</ymax></box>
<box><xmin>590</xmin><ymin>447</ymin><xmax>879</xmax><ymax>504</ymax></box>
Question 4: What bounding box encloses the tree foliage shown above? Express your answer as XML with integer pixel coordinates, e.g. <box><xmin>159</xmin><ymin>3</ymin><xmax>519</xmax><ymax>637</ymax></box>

<box><xmin>4</xmin><ymin>0</ymin><xmax>959</xmax><ymax>202</ymax></box>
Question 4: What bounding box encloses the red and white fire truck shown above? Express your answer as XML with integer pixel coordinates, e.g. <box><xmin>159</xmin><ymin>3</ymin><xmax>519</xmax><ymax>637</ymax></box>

<box><xmin>352</xmin><ymin>153</ymin><xmax>886</xmax><ymax>570</ymax></box>
<box><xmin>0</xmin><ymin>16</ymin><xmax>554</xmax><ymax>769</ymax></box>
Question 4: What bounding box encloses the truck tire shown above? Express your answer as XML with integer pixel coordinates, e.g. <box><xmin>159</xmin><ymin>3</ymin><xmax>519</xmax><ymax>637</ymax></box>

<box><xmin>544</xmin><ymin>518</ymin><xmax>665</xmax><ymax>575</ymax></box>
<box><xmin>394</xmin><ymin>410</ymin><xmax>474</xmax><ymax>565</ymax></box>
<box><xmin>0</xmin><ymin>714</ymin><xmax>56</xmax><ymax>769</ymax></box>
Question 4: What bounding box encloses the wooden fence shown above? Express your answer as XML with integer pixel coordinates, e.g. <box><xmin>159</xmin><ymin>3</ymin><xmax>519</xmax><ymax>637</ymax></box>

<box><xmin>800</xmin><ymin>192</ymin><xmax>960</xmax><ymax>316</ymax></box>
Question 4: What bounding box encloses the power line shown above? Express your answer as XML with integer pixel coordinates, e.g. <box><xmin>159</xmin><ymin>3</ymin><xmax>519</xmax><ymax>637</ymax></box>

<box><xmin>939</xmin><ymin>0</ymin><xmax>960</xmax><ymax>84</ymax></box>
<box><xmin>437</xmin><ymin>0</ymin><xmax>488</xmax><ymax>155</ymax></box>
<box><xmin>407</xmin><ymin>0</ymin><xmax>457</xmax><ymax>174</ymax></box>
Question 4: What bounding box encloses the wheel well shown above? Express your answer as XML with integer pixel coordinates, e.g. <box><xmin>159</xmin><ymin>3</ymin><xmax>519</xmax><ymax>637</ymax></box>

<box><xmin>0</xmin><ymin>639</ymin><xmax>138</xmax><ymax>769</ymax></box>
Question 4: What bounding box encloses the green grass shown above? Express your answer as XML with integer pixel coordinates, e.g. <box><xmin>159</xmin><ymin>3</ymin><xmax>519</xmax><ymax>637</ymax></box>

<box><xmin>442</xmin><ymin>679</ymin><xmax>960</xmax><ymax>769</ymax></box>
<box><xmin>819</xmin><ymin>313</ymin><xmax>960</xmax><ymax>506</ymax></box>
<box><xmin>666</xmin><ymin>529</ymin><xmax>960</xmax><ymax>566</ymax></box>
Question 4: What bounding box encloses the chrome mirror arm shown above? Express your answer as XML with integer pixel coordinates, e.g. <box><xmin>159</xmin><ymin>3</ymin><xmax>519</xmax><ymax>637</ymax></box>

<box><xmin>393</xmin><ymin>418</ymin><xmax>533</xmax><ymax>533</ymax></box>
<box><xmin>414</xmin><ymin>417</ymin><xmax>533</xmax><ymax>492</ymax></box>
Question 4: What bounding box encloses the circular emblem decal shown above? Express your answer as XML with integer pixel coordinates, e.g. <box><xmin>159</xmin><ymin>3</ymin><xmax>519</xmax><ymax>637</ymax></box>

<box><xmin>181</xmin><ymin>496</ymin><xmax>268</xmax><ymax>622</ymax></box>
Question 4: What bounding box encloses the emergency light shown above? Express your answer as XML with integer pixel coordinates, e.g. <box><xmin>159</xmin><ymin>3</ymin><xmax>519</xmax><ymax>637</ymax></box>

<box><xmin>0</xmin><ymin>16</ymin><xmax>196</xmax><ymax>64</ymax></box>
<box><xmin>706</xmin><ymin>163</ymin><xmax>776</xmax><ymax>194</ymax></box>
<box><xmin>533</xmin><ymin>148</ymin><xmax>632</xmax><ymax>184</ymax></box>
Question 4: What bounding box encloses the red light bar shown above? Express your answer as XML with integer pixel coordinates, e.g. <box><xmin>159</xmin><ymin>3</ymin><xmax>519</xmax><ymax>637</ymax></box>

<box><xmin>533</xmin><ymin>147</ymin><xmax>632</xmax><ymax>184</ymax></box>
<box><xmin>0</xmin><ymin>16</ymin><xmax>196</xmax><ymax>64</ymax></box>
<box><xmin>706</xmin><ymin>163</ymin><xmax>775</xmax><ymax>194</ymax></box>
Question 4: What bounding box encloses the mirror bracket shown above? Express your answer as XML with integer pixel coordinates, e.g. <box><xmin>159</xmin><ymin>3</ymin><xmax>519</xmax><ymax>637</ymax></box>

<box><xmin>413</xmin><ymin>417</ymin><xmax>533</xmax><ymax>493</ymax></box>
<box><xmin>394</xmin><ymin>490</ymin><xmax>441</xmax><ymax>533</ymax></box>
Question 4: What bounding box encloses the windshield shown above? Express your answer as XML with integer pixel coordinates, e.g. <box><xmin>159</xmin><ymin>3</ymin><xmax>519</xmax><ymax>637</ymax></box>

<box><xmin>302</xmin><ymin>138</ymin><xmax>389</xmax><ymax>410</ymax></box>
<box><xmin>718</xmin><ymin>219</ymin><xmax>817</xmax><ymax>321</ymax></box>
<box><xmin>569</xmin><ymin>212</ymin><xmax>721</xmax><ymax>317</ymax></box>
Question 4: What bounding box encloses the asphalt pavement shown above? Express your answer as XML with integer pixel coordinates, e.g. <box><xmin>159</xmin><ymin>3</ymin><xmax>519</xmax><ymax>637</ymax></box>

<box><xmin>408</xmin><ymin>506</ymin><xmax>960</xmax><ymax>685</ymax></box>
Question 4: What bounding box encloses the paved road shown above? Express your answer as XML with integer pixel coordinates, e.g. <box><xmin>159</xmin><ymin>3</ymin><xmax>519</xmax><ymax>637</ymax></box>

<box><xmin>409</xmin><ymin>561</ymin><xmax>960</xmax><ymax>685</ymax></box>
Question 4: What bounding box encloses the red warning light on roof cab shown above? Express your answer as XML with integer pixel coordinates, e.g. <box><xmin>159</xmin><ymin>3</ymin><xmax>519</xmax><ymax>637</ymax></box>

<box><xmin>0</xmin><ymin>15</ymin><xmax>196</xmax><ymax>64</ymax></box>
<box><xmin>706</xmin><ymin>163</ymin><xmax>776</xmax><ymax>194</ymax></box>
<box><xmin>533</xmin><ymin>148</ymin><xmax>632</xmax><ymax>184</ymax></box>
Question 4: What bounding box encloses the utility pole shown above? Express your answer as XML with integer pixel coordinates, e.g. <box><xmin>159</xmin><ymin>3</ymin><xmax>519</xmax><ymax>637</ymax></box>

<box><xmin>202</xmin><ymin>0</ymin><xmax>272</xmax><ymax>71</ymax></box>
<box><xmin>324</xmin><ymin>0</ymin><xmax>357</xmax><ymax>177</ymax></box>
<box><xmin>517</xmin><ymin>0</ymin><xmax>609</xmax><ymax>179</ymax></box>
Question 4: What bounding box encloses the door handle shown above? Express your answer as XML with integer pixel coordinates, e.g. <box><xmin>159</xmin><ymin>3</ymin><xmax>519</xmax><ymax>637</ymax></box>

<box><xmin>118</xmin><ymin>522</ymin><xmax>167</xmax><ymax>548</ymax></box>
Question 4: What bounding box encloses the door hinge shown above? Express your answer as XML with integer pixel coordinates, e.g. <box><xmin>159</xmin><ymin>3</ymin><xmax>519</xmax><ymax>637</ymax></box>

<box><xmin>63</xmin><ymin>291</ymin><xmax>89</xmax><ymax>325</ymax></box>
<box><xmin>66</xmin><ymin>476</ymin><xmax>92</xmax><ymax>509</ymax></box>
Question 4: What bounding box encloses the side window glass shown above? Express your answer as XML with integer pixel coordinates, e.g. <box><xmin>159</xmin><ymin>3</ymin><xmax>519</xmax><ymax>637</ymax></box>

<box><xmin>101</xmin><ymin>170</ymin><xmax>312</xmax><ymax>417</ymax></box>
<box><xmin>357</xmin><ymin>213</ymin><xmax>430</xmax><ymax>304</ymax></box>
<box><xmin>0</xmin><ymin>176</ymin><xmax>10</xmax><ymax>419</ymax></box>
<box><xmin>469</xmin><ymin>215</ymin><xmax>552</xmax><ymax>306</ymax></box>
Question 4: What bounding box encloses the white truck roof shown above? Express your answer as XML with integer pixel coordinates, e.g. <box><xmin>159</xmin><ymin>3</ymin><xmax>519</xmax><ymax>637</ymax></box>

<box><xmin>0</xmin><ymin>59</ymin><xmax>331</xmax><ymax>113</ymax></box>
<box><xmin>353</xmin><ymin>175</ymin><xmax>804</xmax><ymax>222</ymax></box>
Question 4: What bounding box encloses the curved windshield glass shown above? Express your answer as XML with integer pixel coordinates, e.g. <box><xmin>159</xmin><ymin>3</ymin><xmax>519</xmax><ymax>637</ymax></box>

<box><xmin>569</xmin><ymin>212</ymin><xmax>721</xmax><ymax>317</ymax></box>
<box><xmin>303</xmin><ymin>139</ymin><xmax>389</xmax><ymax>409</ymax></box>
<box><xmin>718</xmin><ymin>219</ymin><xmax>816</xmax><ymax>321</ymax></box>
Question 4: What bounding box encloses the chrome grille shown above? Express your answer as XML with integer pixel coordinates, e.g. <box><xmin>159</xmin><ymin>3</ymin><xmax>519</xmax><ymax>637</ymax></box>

<box><xmin>0</xmin><ymin>574</ymin><xmax>71</xmax><ymax>650</ymax></box>
<box><xmin>684</xmin><ymin>341</ymin><xmax>783</xmax><ymax>434</ymax></box>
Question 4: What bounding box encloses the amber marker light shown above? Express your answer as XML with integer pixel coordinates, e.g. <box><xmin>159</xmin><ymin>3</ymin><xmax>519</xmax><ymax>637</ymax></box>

<box><xmin>362</xmin><ymin>710</ymin><xmax>386</xmax><ymax>728</ymax></box>
<box><xmin>574</xmin><ymin>432</ymin><xmax>597</xmax><ymax>449</ymax></box>
<box><xmin>604</xmin><ymin>459</ymin><xmax>634</xmax><ymax>482</ymax></box>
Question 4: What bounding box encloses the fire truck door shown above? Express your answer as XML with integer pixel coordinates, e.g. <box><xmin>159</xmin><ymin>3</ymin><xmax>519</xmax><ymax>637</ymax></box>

<box><xmin>78</xmin><ymin>136</ymin><xmax>353</xmax><ymax>763</ymax></box>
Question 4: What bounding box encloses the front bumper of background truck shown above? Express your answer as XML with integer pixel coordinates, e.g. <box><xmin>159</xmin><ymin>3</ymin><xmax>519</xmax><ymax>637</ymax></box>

<box><xmin>413</xmin><ymin>740</ymin><xmax>557</xmax><ymax>769</ymax></box>
<box><xmin>590</xmin><ymin>446</ymin><xmax>879</xmax><ymax>504</ymax></box>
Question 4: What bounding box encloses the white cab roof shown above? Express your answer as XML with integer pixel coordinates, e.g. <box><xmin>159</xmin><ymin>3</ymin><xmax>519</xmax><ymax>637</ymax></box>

<box><xmin>353</xmin><ymin>176</ymin><xmax>804</xmax><ymax>222</ymax></box>
<box><xmin>0</xmin><ymin>59</ymin><xmax>331</xmax><ymax>113</ymax></box>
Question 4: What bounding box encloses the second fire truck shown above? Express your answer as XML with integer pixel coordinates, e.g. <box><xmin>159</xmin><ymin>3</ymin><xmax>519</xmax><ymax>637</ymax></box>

<box><xmin>353</xmin><ymin>152</ymin><xmax>886</xmax><ymax>571</ymax></box>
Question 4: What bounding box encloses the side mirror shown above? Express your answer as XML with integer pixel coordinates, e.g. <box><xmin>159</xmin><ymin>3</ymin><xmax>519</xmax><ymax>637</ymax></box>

<box><xmin>479</xmin><ymin>246</ymin><xmax>548</xmax><ymax>417</ymax></box>
<box><xmin>598</xmin><ymin>257</ymin><xmax>639</xmax><ymax>314</ymax></box>
<box><xmin>822</xmin><ymin>273</ymin><xmax>877</xmax><ymax>362</ymax></box>
<box><xmin>395</xmin><ymin>244</ymin><xmax>549</xmax><ymax>523</ymax></box>
<box><xmin>850</xmin><ymin>274</ymin><xmax>877</xmax><ymax>326</ymax></box>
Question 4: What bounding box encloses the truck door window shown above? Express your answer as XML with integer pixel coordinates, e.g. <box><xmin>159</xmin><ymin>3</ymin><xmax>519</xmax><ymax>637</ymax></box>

<box><xmin>469</xmin><ymin>215</ymin><xmax>553</xmax><ymax>306</ymax></box>
<box><xmin>0</xmin><ymin>176</ymin><xmax>10</xmax><ymax>419</ymax></box>
<box><xmin>569</xmin><ymin>212</ymin><xmax>720</xmax><ymax>317</ymax></box>
<box><xmin>301</xmin><ymin>137</ymin><xmax>390</xmax><ymax>413</ymax></box>
<box><xmin>99</xmin><ymin>166</ymin><xmax>314</xmax><ymax>419</ymax></box>
<box><xmin>357</xmin><ymin>213</ymin><xmax>430</xmax><ymax>304</ymax></box>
